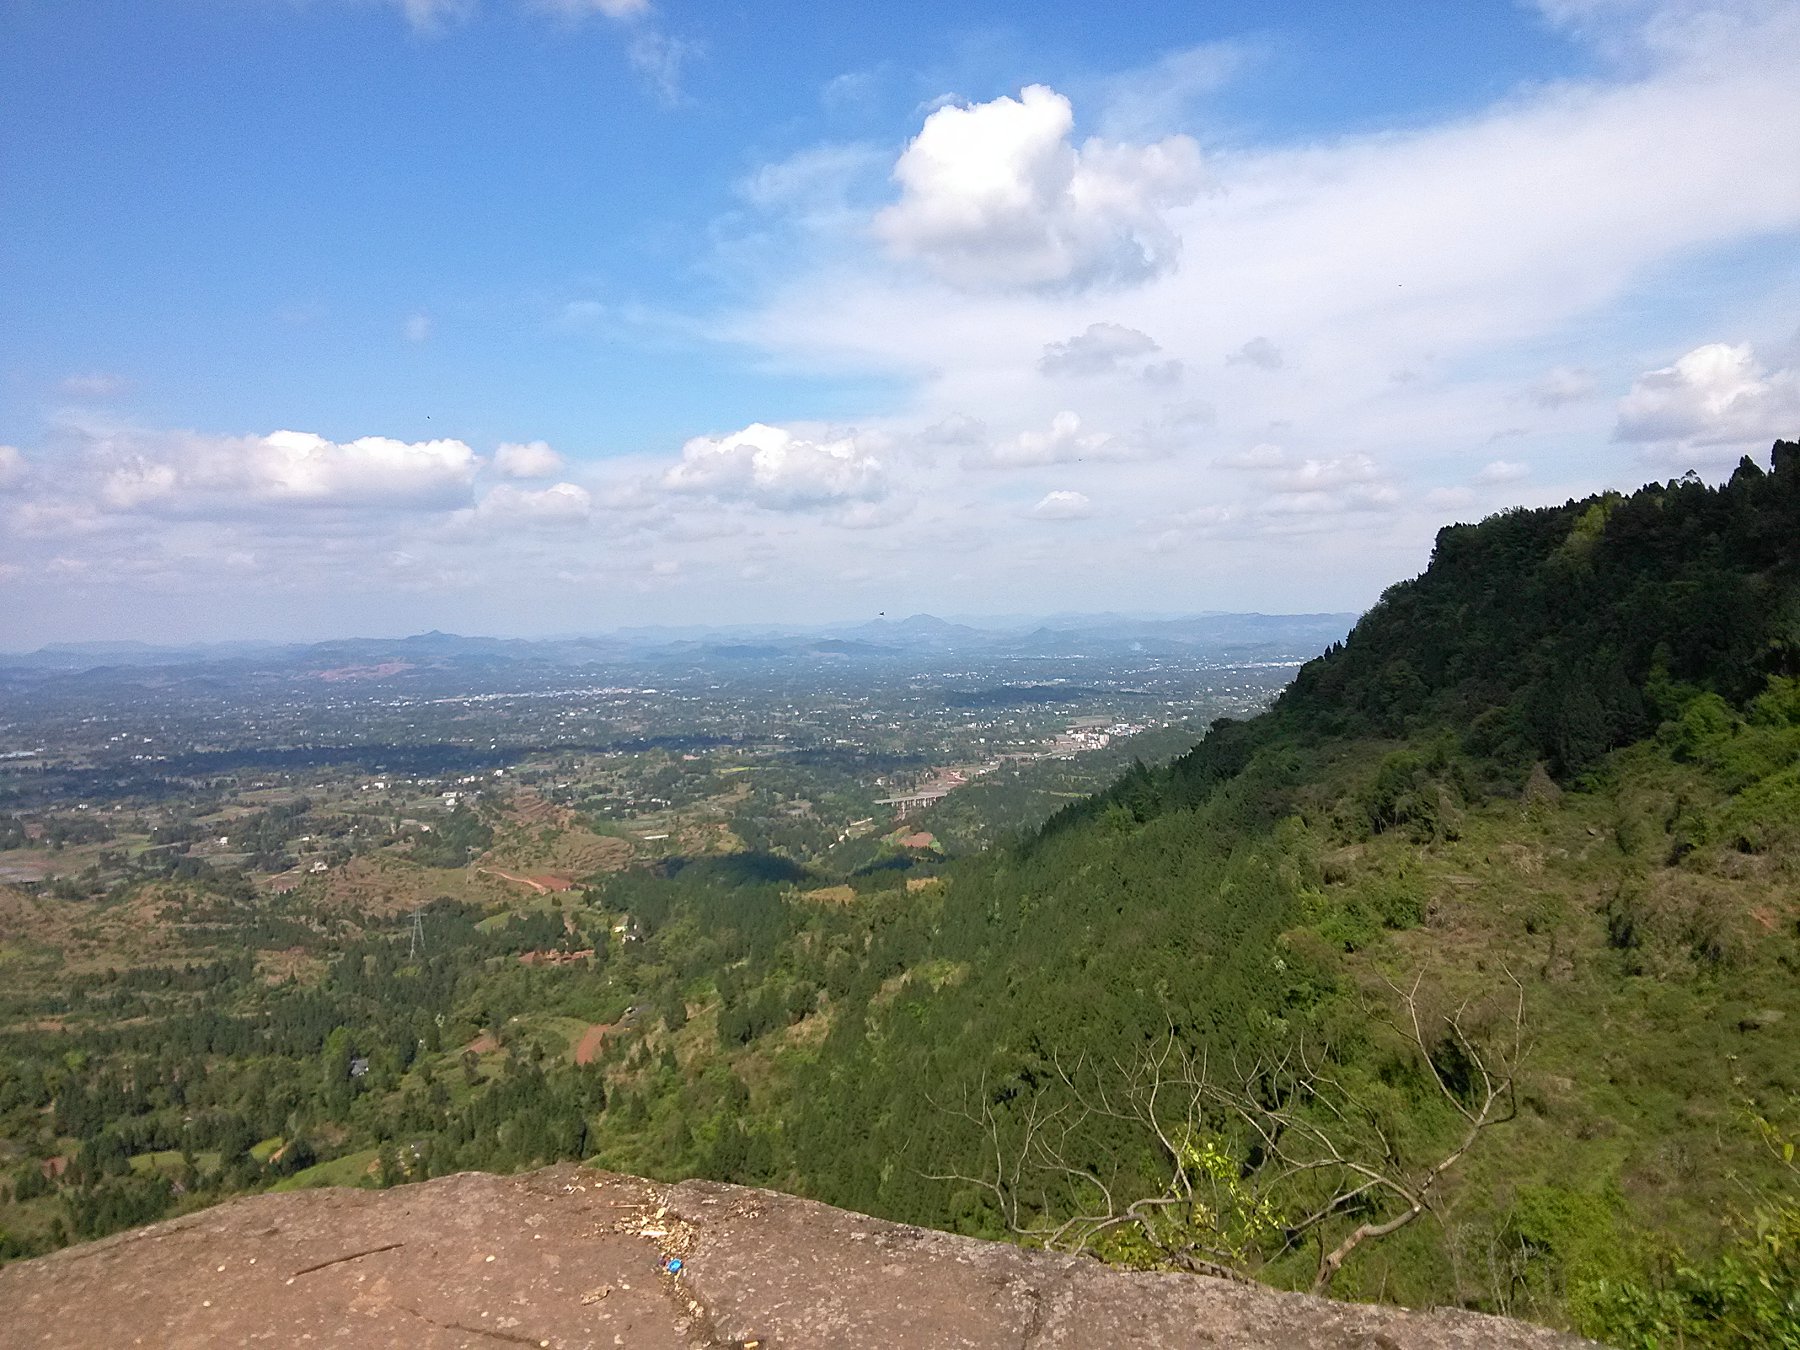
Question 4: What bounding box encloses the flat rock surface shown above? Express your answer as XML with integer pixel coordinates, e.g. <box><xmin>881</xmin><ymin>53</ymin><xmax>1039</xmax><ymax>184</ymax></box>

<box><xmin>0</xmin><ymin>1165</ymin><xmax>1595</xmax><ymax>1349</ymax></box>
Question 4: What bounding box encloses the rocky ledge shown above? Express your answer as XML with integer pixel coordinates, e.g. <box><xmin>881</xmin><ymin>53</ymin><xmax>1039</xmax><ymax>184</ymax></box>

<box><xmin>0</xmin><ymin>1165</ymin><xmax>1594</xmax><ymax>1348</ymax></box>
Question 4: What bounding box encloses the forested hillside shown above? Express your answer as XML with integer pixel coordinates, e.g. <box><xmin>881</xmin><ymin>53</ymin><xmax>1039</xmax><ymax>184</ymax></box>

<box><xmin>758</xmin><ymin>444</ymin><xmax>1800</xmax><ymax>1341</ymax></box>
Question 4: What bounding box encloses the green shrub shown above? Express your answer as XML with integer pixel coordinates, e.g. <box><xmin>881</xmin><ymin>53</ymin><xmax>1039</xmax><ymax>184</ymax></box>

<box><xmin>1720</xmin><ymin>767</ymin><xmax>1800</xmax><ymax>854</ymax></box>
<box><xmin>1660</xmin><ymin>693</ymin><xmax>1737</xmax><ymax>762</ymax></box>
<box><xmin>1577</xmin><ymin>1200</ymin><xmax>1800</xmax><ymax>1349</ymax></box>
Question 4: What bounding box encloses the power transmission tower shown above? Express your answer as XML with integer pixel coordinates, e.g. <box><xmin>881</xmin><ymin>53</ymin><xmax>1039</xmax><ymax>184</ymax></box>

<box><xmin>408</xmin><ymin>907</ymin><xmax>426</xmax><ymax>960</ymax></box>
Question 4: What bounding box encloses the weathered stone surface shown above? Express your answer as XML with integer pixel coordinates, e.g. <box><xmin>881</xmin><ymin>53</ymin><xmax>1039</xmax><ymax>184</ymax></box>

<box><xmin>0</xmin><ymin>1165</ymin><xmax>1595</xmax><ymax>1348</ymax></box>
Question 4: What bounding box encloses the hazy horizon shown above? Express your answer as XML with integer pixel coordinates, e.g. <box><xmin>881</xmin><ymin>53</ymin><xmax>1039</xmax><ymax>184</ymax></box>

<box><xmin>0</xmin><ymin>606</ymin><xmax>1364</xmax><ymax>658</ymax></box>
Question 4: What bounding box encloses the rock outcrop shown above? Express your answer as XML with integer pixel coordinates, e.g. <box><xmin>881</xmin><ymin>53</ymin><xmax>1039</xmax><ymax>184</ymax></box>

<box><xmin>0</xmin><ymin>1165</ymin><xmax>1595</xmax><ymax>1348</ymax></box>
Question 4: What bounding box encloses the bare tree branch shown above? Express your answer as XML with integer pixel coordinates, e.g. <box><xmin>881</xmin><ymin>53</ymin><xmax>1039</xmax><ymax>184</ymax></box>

<box><xmin>925</xmin><ymin>969</ymin><xmax>1528</xmax><ymax>1298</ymax></box>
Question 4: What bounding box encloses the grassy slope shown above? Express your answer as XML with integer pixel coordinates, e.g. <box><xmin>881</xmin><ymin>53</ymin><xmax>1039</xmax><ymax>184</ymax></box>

<box><xmin>770</xmin><ymin>722</ymin><xmax>1796</xmax><ymax>1321</ymax></box>
<box><xmin>1263</xmin><ymin>732</ymin><xmax>1796</xmax><ymax>1320</ymax></box>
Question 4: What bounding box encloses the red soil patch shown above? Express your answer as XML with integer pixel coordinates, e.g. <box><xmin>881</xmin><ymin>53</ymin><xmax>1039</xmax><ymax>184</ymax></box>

<box><xmin>465</xmin><ymin>1033</ymin><xmax>499</xmax><ymax>1056</ymax></box>
<box><xmin>574</xmin><ymin>1023</ymin><xmax>613</xmax><ymax>1065</ymax></box>
<box><xmin>898</xmin><ymin>832</ymin><xmax>936</xmax><ymax>849</ymax></box>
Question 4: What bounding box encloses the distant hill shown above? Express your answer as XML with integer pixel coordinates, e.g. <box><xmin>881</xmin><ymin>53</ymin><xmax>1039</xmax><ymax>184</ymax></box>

<box><xmin>0</xmin><ymin>611</ymin><xmax>1358</xmax><ymax>683</ymax></box>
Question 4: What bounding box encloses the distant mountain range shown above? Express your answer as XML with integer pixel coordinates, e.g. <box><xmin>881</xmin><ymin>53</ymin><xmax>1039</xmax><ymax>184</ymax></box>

<box><xmin>0</xmin><ymin>612</ymin><xmax>1360</xmax><ymax>680</ymax></box>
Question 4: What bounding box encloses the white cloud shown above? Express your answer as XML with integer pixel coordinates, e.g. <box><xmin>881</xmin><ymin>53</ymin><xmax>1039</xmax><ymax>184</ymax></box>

<box><xmin>1530</xmin><ymin>0</ymin><xmax>1650</xmax><ymax>29</ymax></box>
<box><xmin>1248</xmin><ymin>454</ymin><xmax>1399</xmax><ymax>517</ymax></box>
<box><xmin>404</xmin><ymin>314</ymin><xmax>433</xmax><ymax>343</ymax></box>
<box><xmin>0</xmin><ymin>446</ymin><xmax>25</xmax><ymax>490</ymax></box>
<box><xmin>1215</xmin><ymin>443</ymin><xmax>1287</xmax><ymax>470</ymax></box>
<box><xmin>475</xmin><ymin>481</ymin><xmax>592</xmax><ymax>524</ymax></box>
<box><xmin>1162</xmin><ymin>399</ymin><xmax>1217</xmax><ymax>430</ymax></box>
<box><xmin>395</xmin><ymin>0</ymin><xmax>474</xmax><ymax>33</ymax></box>
<box><xmin>821</xmin><ymin>69</ymin><xmax>884</xmax><ymax>113</ymax></box>
<box><xmin>1614</xmin><ymin>342</ymin><xmax>1800</xmax><ymax>459</ymax></box>
<box><xmin>1425</xmin><ymin>486</ymin><xmax>1477</xmax><ymax>511</ymax></box>
<box><xmin>1097</xmin><ymin>41</ymin><xmax>1253</xmax><ymax>139</ymax></box>
<box><xmin>1268</xmin><ymin>454</ymin><xmax>1381</xmax><ymax>494</ymax></box>
<box><xmin>1030</xmin><ymin>489</ymin><xmax>1093</xmax><ymax>520</ymax></box>
<box><xmin>1261</xmin><ymin>483</ymin><xmax>1399</xmax><ymax>516</ymax></box>
<box><xmin>978</xmin><ymin>411</ymin><xmax>1124</xmax><ymax>469</ymax></box>
<box><xmin>493</xmin><ymin>440</ymin><xmax>565</xmax><ymax>479</ymax></box>
<box><xmin>5</xmin><ymin>497</ymin><xmax>105</xmax><ymax>538</ymax></box>
<box><xmin>1039</xmin><ymin>322</ymin><xmax>1160</xmax><ymax>377</ymax></box>
<box><xmin>398</xmin><ymin>0</ymin><xmax>649</xmax><ymax>31</ymax></box>
<box><xmin>73</xmin><ymin>427</ymin><xmax>479</xmax><ymax>516</ymax></box>
<box><xmin>663</xmin><ymin>423</ymin><xmax>886</xmax><ymax>508</ymax></box>
<box><xmin>835</xmin><ymin>497</ymin><xmax>916</xmax><ymax>530</ymax></box>
<box><xmin>98</xmin><ymin>459</ymin><xmax>178</xmax><ymax>511</ymax></box>
<box><xmin>742</xmin><ymin>143</ymin><xmax>883</xmax><ymax>213</ymax></box>
<box><xmin>234</xmin><ymin>430</ymin><xmax>477</xmax><ymax>508</ymax></box>
<box><xmin>1528</xmin><ymin>0</ymin><xmax>1793</xmax><ymax>49</ymax></box>
<box><xmin>1476</xmin><ymin>459</ymin><xmax>1531</xmax><ymax>483</ymax></box>
<box><xmin>1530</xmin><ymin>365</ymin><xmax>1599</xmax><ymax>407</ymax></box>
<box><xmin>536</xmin><ymin>0</ymin><xmax>650</xmax><ymax>17</ymax></box>
<box><xmin>1225</xmin><ymin>337</ymin><xmax>1284</xmax><ymax>370</ymax></box>
<box><xmin>920</xmin><ymin>414</ymin><xmax>988</xmax><ymax>448</ymax></box>
<box><xmin>58</xmin><ymin>373</ymin><xmax>130</xmax><ymax>400</ymax></box>
<box><xmin>629</xmin><ymin>29</ymin><xmax>696</xmax><ymax>104</ymax></box>
<box><xmin>874</xmin><ymin>84</ymin><xmax>1203</xmax><ymax>290</ymax></box>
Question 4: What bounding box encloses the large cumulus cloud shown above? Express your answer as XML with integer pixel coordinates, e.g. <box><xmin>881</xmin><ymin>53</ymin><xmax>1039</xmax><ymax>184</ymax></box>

<box><xmin>493</xmin><ymin>440</ymin><xmax>566</xmax><ymax>479</ymax></box>
<box><xmin>1614</xmin><ymin>342</ymin><xmax>1800</xmax><ymax>462</ymax></box>
<box><xmin>474</xmin><ymin>481</ymin><xmax>593</xmax><ymax>525</ymax></box>
<box><xmin>874</xmin><ymin>85</ymin><xmax>1203</xmax><ymax>291</ymax></box>
<box><xmin>83</xmin><ymin>428</ymin><xmax>480</xmax><ymax>515</ymax></box>
<box><xmin>662</xmin><ymin>422</ymin><xmax>887</xmax><ymax>508</ymax></box>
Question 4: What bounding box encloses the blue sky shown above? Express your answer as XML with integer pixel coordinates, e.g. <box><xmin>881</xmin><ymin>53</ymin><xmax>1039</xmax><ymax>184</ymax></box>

<box><xmin>2</xmin><ymin>0</ymin><xmax>1798</xmax><ymax>645</ymax></box>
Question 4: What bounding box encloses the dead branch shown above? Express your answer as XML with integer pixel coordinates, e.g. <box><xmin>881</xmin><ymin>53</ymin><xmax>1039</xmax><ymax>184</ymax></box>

<box><xmin>927</xmin><ymin>968</ymin><xmax>1527</xmax><ymax>1297</ymax></box>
